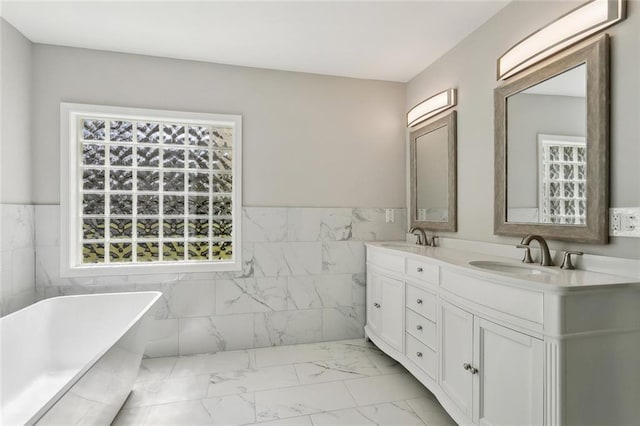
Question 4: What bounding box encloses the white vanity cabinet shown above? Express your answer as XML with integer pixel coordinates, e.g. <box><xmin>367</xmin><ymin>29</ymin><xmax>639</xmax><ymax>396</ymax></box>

<box><xmin>405</xmin><ymin>283</ymin><xmax>438</xmax><ymax>380</ymax></box>
<box><xmin>365</xmin><ymin>248</ymin><xmax>442</xmax><ymax>387</ymax></box>
<box><xmin>365</xmin><ymin>243</ymin><xmax>640</xmax><ymax>426</ymax></box>
<box><xmin>440</xmin><ymin>299</ymin><xmax>543</xmax><ymax>425</ymax></box>
<box><xmin>366</xmin><ymin>268</ymin><xmax>403</xmax><ymax>352</ymax></box>
<box><xmin>439</xmin><ymin>300</ymin><xmax>474</xmax><ymax>419</ymax></box>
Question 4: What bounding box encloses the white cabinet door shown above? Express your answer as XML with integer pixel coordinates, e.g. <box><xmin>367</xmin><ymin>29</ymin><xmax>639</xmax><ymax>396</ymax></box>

<box><xmin>379</xmin><ymin>275</ymin><xmax>403</xmax><ymax>352</ymax></box>
<box><xmin>440</xmin><ymin>300</ymin><xmax>474</xmax><ymax>419</ymax></box>
<box><xmin>366</xmin><ymin>269</ymin><xmax>403</xmax><ymax>352</ymax></box>
<box><xmin>366</xmin><ymin>268</ymin><xmax>383</xmax><ymax>335</ymax></box>
<box><xmin>473</xmin><ymin>318</ymin><xmax>543</xmax><ymax>426</ymax></box>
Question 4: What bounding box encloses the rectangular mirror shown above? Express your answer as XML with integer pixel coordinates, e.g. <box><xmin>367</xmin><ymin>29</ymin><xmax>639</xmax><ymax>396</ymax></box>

<box><xmin>507</xmin><ymin>64</ymin><xmax>586</xmax><ymax>225</ymax></box>
<box><xmin>410</xmin><ymin>111</ymin><xmax>457</xmax><ymax>232</ymax></box>
<box><xmin>495</xmin><ymin>35</ymin><xmax>609</xmax><ymax>243</ymax></box>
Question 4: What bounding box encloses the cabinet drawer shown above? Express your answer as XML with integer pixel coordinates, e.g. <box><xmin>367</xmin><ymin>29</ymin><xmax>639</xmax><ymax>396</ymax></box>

<box><xmin>440</xmin><ymin>269</ymin><xmax>543</xmax><ymax>324</ymax></box>
<box><xmin>368</xmin><ymin>249</ymin><xmax>404</xmax><ymax>273</ymax></box>
<box><xmin>406</xmin><ymin>309</ymin><xmax>436</xmax><ymax>350</ymax></box>
<box><xmin>406</xmin><ymin>333</ymin><xmax>436</xmax><ymax>379</ymax></box>
<box><xmin>406</xmin><ymin>258</ymin><xmax>438</xmax><ymax>284</ymax></box>
<box><xmin>406</xmin><ymin>284</ymin><xmax>437</xmax><ymax>321</ymax></box>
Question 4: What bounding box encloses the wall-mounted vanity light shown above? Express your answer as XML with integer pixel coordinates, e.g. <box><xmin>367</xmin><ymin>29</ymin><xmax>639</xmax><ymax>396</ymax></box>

<box><xmin>407</xmin><ymin>88</ymin><xmax>457</xmax><ymax>128</ymax></box>
<box><xmin>497</xmin><ymin>0</ymin><xmax>625</xmax><ymax>80</ymax></box>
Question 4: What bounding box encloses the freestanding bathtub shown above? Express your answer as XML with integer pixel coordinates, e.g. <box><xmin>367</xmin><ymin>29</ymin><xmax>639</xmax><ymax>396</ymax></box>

<box><xmin>1</xmin><ymin>291</ymin><xmax>161</xmax><ymax>425</ymax></box>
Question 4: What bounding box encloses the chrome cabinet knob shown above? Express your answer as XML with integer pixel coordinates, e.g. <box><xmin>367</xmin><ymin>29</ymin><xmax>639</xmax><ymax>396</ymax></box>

<box><xmin>416</xmin><ymin>299</ymin><xmax>423</xmax><ymax>304</ymax></box>
<box><xmin>416</xmin><ymin>324</ymin><xmax>423</xmax><ymax>331</ymax></box>
<box><xmin>416</xmin><ymin>352</ymin><xmax>423</xmax><ymax>358</ymax></box>
<box><xmin>463</xmin><ymin>363</ymin><xmax>478</xmax><ymax>374</ymax></box>
<box><xmin>373</xmin><ymin>302</ymin><xmax>381</xmax><ymax>308</ymax></box>
<box><xmin>417</xmin><ymin>267</ymin><xmax>423</xmax><ymax>273</ymax></box>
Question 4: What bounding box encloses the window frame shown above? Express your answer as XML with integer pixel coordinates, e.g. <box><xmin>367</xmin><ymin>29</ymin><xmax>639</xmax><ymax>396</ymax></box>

<box><xmin>60</xmin><ymin>103</ymin><xmax>242</xmax><ymax>277</ymax></box>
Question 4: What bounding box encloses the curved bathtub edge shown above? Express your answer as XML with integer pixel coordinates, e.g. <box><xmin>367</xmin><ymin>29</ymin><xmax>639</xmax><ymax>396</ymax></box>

<box><xmin>23</xmin><ymin>291</ymin><xmax>162</xmax><ymax>426</ymax></box>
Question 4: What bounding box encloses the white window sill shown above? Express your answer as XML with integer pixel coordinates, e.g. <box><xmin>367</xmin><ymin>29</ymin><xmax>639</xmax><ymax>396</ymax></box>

<box><xmin>59</xmin><ymin>259</ymin><xmax>242</xmax><ymax>278</ymax></box>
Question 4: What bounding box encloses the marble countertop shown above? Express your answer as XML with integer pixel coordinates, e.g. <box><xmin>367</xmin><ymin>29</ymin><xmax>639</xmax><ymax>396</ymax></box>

<box><xmin>365</xmin><ymin>242</ymin><xmax>640</xmax><ymax>292</ymax></box>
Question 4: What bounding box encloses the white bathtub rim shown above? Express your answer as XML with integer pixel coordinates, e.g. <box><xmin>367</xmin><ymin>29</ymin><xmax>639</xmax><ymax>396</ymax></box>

<box><xmin>2</xmin><ymin>291</ymin><xmax>162</xmax><ymax>426</ymax></box>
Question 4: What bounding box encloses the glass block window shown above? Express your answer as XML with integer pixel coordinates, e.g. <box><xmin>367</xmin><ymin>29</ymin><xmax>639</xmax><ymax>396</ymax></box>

<box><xmin>61</xmin><ymin>104</ymin><xmax>242</xmax><ymax>276</ymax></box>
<box><xmin>538</xmin><ymin>134</ymin><xmax>586</xmax><ymax>225</ymax></box>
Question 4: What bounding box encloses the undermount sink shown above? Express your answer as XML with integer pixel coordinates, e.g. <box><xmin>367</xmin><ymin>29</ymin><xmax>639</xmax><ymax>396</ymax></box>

<box><xmin>469</xmin><ymin>260</ymin><xmax>558</xmax><ymax>276</ymax></box>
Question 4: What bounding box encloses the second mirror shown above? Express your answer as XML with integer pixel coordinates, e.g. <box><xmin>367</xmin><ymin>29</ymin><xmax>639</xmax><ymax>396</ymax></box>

<box><xmin>409</xmin><ymin>111</ymin><xmax>457</xmax><ymax>232</ymax></box>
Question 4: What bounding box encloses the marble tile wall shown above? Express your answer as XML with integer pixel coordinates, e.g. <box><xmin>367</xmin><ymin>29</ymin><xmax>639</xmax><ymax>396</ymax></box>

<box><xmin>35</xmin><ymin>205</ymin><xmax>406</xmax><ymax>357</ymax></box>
<box><xmin>0</xmin><ymin>204</ymin><xmax>38</xmax><ymax>316</ymax></box>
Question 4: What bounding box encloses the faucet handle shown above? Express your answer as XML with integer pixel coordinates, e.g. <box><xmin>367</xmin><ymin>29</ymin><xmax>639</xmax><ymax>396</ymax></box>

<box><xmin>560</xmin><ymin>251</ymin><xmax>583</xmax><ymax>270</ymax></box>
<box><xmin>516</xmin><ymin>244</ymin><xmax>534</xmax><ymax>264</ymax></box>
<box><xmin>430</xmin><ymin>236</ymin><xmax>439</xmax><ymax>247</ymax></box>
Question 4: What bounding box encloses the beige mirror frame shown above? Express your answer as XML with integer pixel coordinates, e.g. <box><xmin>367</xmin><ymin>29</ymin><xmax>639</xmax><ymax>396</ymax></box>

<box><xmin>410</xmin><ymin>111</ymin><xmax>457</xmax><ymax>232</ymax></box>
<box><xmin>494</xmin><ymin>34</ymin><xmax>609</xmax><ymax>244</ymax></box>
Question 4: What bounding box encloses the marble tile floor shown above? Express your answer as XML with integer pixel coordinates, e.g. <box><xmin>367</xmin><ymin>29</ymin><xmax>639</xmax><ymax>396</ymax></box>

<box><xmin>113</xmin><ymin>338</ymin><xmax>457</xmax><ymax>426</ymax></box>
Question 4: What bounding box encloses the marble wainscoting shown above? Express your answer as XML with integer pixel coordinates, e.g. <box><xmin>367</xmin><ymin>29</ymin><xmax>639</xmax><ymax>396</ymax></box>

<box><xmin>35</xmin><ymin>206</ymin><xmax>406</xmax><ymax>357</ymax></box>
<box><xmin>0</xmin><ymin>204</ymin><xmax>38</xmax><ymax>316</ymax></box>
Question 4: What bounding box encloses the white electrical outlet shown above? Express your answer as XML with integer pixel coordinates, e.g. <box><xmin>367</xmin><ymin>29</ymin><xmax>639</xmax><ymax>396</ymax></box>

<box><xmin>622</xmin><ymin>212</ymin><xmax>638</xmax><ymax>232</ymax></box>
<box><xmin>610</xmin><ymin>207</ymin><xmax>640</xmax><ymax>237</ymax></box>
<box><xmin>385</xmin><ymin>209</ymin><xmax>394</xmax><ymax>223</ymax></box>
<box><xmin>611</xmin><ymin>211</ymin><xmax>621</xmax><ymax>231</ymax></box>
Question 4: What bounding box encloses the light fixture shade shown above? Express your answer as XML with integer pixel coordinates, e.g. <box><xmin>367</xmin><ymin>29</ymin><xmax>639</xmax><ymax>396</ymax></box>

<box><xmin>497</xmin><ymin>0</ymin><xmax>625</xmax><ymax>80</ymax></box>
<box><xmin>407</xmin><ymin>88</ymin><xmax>456</xmax><ymax>128</ymax></box>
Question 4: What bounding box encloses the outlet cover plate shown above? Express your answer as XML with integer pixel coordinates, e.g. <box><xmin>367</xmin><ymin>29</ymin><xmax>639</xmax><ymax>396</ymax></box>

<box><xmin>610</xmin><ymin>207</ymin><xmax>640</xmax><ymax>237</ymax></box>
<box><xmin>385</xmin><ymin>209</ymin><xmax>395</xmax><ymax>223</ymax></box>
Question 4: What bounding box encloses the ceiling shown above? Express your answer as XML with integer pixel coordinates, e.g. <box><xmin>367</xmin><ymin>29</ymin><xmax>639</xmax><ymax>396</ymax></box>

<box><xmin>1</xmin><ymin>1</ymin><xmax>509</xmax><ymax>82</ymax></box>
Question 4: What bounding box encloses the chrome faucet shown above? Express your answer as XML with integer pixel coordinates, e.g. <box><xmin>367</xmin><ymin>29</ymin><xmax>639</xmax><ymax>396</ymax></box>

<box><xmin>409</xmin><ymin>226</ymin><xmax>428</xmax><ymax>246</ymax></box>
<box><xmin>519</xmin><ymin>235</ymin><xmax>554</xmax><ymax>266</ymax></box>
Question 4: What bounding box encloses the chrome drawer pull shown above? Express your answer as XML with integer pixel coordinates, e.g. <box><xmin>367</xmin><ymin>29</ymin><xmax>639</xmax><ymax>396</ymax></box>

<box><xmin>416</xmin><ymin>325</ymin><xmax>423</xmax><ymax>331</ymax></box>
<box><xmin>417</xmin><ymin>267</ymin><xmax>423</xmax><ymax>273</ymax></box>
<box><xmin>416</xmin><ymin>298</ymin><xmax>423</xmax><ymax>304</ymax></box>
<box><xmin>463</xmin><ymin>363</ymin><xmax>479</xmax><ymax>374</ymax></box>
<box><xmin>416</xmin><ymin>352</ymin><xmax>423</xmax><ymax>358</ymax></box>
<box><xmin>373</xmin><ymin>302</ymin><xmax>381</xmax><ymax>308</ymax></box>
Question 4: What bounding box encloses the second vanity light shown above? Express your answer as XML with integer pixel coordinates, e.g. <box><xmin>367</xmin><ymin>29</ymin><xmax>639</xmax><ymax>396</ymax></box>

<box><xmin>407</xmin><ymin>88</ymin><xmax>456</xmax><ymax>128</ymax></box>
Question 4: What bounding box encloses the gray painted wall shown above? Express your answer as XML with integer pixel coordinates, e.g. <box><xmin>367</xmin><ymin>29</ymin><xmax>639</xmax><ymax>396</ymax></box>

<box><xmin>31</xmin><ymin>44</ymin><xmax>406</xmax><ymax>208</ymax></box>
<box><xmin>0</xmin><ymin>20</ymin><xmax>37</xmax><ymax>315</ymax></box>
<box><xmin>0</xmin><ymin>19</ymin><xmax>32</xmax><ymax>204</ymax></box>
<box><xmin>407</xmin><ymin>0</ymin><xmax>640</xmax><ymax>259</ymax></box>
